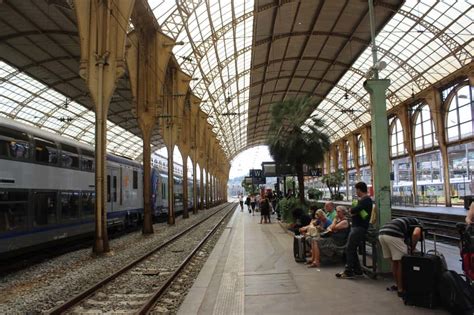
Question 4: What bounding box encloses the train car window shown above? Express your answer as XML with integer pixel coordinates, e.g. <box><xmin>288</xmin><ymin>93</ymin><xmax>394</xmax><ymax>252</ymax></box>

<box><xmin>60</xmin><ymin>144</ymin><xmax>79</xmax><ymax>169</ymax></box>
<box><xmin>34</xmin><ymin>137</ymin><xmax>58</xmax><ymax>165</ymax></box>
<box><xmin>60</xmin><ymin>192</ymin><xmax>80</xmax><ymax>222</ymax></box>
<box><xmin>113</xmin><ymin>176</ymin><xmax>117</xmax><ymax>202</ymax></box>
<box><xmin>107</xmin><ymin>175</ymin><xmax>111</xmax><ymax>202</ymax></box>
<box><xmin>0</xmin><ymin>190</ymin><xmax>29</xmax><ymax>232</ymax></box>
<box><xmin>0</xmin><ymin>126</ymin><xmax>30</xmax><ymax>160</ymax></box>
<box><xmin>81</xmin><ymin>192</ymin><xmax>95</xmax><ymax>218</ymax></box>
<box><xmin>133</xmin><ymin>170</ymin><xmax>138</xmax><ymax>189</ymax></box>
<box><xmin>80</xmin><ymin>150</ymin><xmax>95</xmax><ymax>172</ymax></box>
<box><xmin>162</xmin><ymin>182</ymin><xmax>166</xmax><ymax>200</ymax></box>
<box><xmin>33</xmin><ymin>191</ymin><xmax>57</xmax><ymax>226</ymax></box>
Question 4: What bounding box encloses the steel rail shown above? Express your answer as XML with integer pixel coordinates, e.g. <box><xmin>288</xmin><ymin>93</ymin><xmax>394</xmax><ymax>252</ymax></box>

<box><xmin>48</xmin><ymin>202</ymin><xmax>234</xmax><ymax>315</ymax></box>
<box><xmin>137</xmin><ymin>202</ymin><xmax>237</xmax><ymax>314</ymax></box>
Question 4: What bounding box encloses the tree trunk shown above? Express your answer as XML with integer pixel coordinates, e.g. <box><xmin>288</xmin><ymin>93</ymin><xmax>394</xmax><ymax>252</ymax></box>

<box><xmin>296</xmin><ymin>163</ymin><xmax>305</xmax><ymax>204</ymax></box>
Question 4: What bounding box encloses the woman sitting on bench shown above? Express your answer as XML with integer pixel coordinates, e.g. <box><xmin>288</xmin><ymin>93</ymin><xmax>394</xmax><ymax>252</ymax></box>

<box><xmin>307</xmin><ymin>206</ymin><xmax>350</xmax><ymax>268</ymax></box>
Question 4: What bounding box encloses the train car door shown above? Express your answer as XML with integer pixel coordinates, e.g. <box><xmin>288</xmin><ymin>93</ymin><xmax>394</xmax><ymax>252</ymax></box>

<box><xmin>107</xmin><ymin>168</ymin><xmax>119</xmax><ymax>212</ymax></box>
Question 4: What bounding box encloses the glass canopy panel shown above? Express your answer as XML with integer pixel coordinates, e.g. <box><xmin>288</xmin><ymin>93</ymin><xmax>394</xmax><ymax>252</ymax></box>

<box><xmin>153</xmin><ymin>0</ymin><xmax>254</xmax><ymax>158</ymax></box>
<box><xmin>0</xmin><ymin>61</ymin><xmax>145</xmax><ymax>159</ymax></box>
<box><xmin>307</xmin><ymin>0</ymin><xmax>472</xmax><ymax>143</ymax></box>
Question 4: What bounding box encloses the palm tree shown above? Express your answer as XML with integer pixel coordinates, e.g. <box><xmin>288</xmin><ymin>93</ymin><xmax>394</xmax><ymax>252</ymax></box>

<box><xmin>266</xmin><ymin>96</ymin><xmax>330</xmax><ymax>203</ymax></box>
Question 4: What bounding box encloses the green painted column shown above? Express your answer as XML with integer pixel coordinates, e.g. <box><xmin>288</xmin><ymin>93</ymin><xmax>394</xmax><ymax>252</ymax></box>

<box><xmin>364</xmin><ymin>79</ymin><xmax>391</xmax><ymax>274</ymax></box>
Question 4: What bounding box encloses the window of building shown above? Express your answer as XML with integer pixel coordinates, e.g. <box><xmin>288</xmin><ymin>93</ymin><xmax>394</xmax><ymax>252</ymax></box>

<box><xmin>337</xmin><ymin>147</ymin><xmax>343</xmax><ymax>170</ymax></box>
<box><xmin>358</xmin><ymin>135</ymin><xmax>367</xmax><ymax>166</ymax></box>
<box><xmin>346</xmin><ymin>141</ymin><xmax>354</xmax><ymax>169</ymax></box>
<box><xmin>447</xmin><ymin>143</ymin><xmax>474</xmax><ymax>203</ymax></box>
<box><xmin>413</xmin><ymin>105</ymin><xmax>437</xmax><ymax>151</ymax></box>
<box><xmin>390</xmin><ymin>118</ymin><xmax>406</xmax><ymax>157</ymax></box>
<box><xmin>446</xmin><ymin>84</ymin><xmax>474</xmax><ymax>142</ymax></box>
<box><xmin>415</xmin><ymin>151</ymin><xmax>443</xmax><ymax>203</ymax></box>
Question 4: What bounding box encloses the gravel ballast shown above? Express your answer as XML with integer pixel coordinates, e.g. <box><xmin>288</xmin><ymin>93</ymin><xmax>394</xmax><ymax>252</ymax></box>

<box><xmin>0</xmin><ymin>204</ymin><xmax>235</xmax><ymax>314</ymax></box>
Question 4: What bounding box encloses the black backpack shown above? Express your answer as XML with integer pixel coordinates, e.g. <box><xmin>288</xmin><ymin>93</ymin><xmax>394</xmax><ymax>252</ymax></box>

<box><xmin>437</xmin><ymin>270</ymin><xmax>474</xmax><ymax>315</ymax></box>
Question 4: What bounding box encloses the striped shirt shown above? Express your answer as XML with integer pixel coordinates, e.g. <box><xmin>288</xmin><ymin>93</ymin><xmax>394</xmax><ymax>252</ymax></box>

<box><xmin>379</xmin><ymin>217</ymin><xmax>422</xmax><ymax>239</ymax></box>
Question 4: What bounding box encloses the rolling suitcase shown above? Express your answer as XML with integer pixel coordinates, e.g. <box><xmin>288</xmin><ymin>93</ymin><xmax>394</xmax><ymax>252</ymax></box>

<box><xmin>293</xmin><ymin>235</ymin><xmax>306</xmax><ymax>262</ymax></box>
<box><xmin>402</xmin><ymin>228</ymin><xmax>446</xmax><ymax>308</ymax></box>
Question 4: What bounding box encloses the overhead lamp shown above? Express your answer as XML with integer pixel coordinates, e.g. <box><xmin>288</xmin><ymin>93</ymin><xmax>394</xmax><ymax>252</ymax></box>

<box><xmin>163</xmin><ymin>41</ymin><xmax>185</xmax><ymax>47</ymax></box>
<box><xmin>364</xmin><ymin>60</ymin><xmax>387</xmax><ymax>79</ymax></box>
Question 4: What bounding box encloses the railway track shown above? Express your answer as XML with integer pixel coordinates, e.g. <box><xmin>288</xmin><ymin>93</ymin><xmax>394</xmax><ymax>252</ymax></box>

<box><xmin>391</xmin><ymin>209</ymin><xmax>462</xmax><ymax>244</ymax></box>
<box><xmin>0</xmin><ymin>209</ymin><xmax>189</xmax><ymax>276</ymax></box>
<box><xmin>48</xmin><ymin>202</ymin><xmax>236</xmax><ymax>314</ymax></box>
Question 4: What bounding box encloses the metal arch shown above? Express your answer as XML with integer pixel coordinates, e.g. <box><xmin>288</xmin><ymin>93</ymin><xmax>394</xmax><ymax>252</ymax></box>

<box><xmin>381</xmin><ymin>5</ymin><xmax>472</xmax><ymax>66</ymax></box>
<box><xmin>10</xmin><ymin>84</ymin><xmax>59</xmax><ymax>120</ymax></box>
<box><xmin>0</xmin><ymin>30</ymin><xmax>78</xmax><ymax>42</ymax></box>
<box><xmin>202</xmin><ymin>0</ymin><xmax>237</xmax><ymax>155</ymax></box>
<box><xmin>0</xmin><ymin>56</ymin><xmax>81</xmax><ymax>83</ymax></box>
<box><xmin>175</xmin><ymin>3</ymin><xmax>236</xmax><ymax>157</ymax></box>
<box><xmin>159</xmin><ymin>0</ymin><xmax>204</xmax><ymax>40</ymax></box>
<box><xmin>250</xmin><ymin>75</ymin><xmax>371</xmax><ymax>110</ymax></box>
<box><xmin>251</xmin><ymin>58</ymin><xmax>401</xmax><ymax>104</ymax></box>
<box><xmin>311</xmin><ymin>108</ymin><xmax>355</xmax><ymax>135</ymax></box>
<box><xmin>179</xmin><ymin>10</ymin><xmax>254</xmax><ymax>75</ymax></box>
<box><xmin>57</xmin><ymin>107</ymin><xmax>92</xmax><ymax>135</ymax></box>
<box><xmin>375</xmin><ymin>45</ymin><xmax>430</xmax><ymax>90</ymax></box>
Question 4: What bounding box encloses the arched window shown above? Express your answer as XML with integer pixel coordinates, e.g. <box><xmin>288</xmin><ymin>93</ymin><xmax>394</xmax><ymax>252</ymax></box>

<box><xmin>413</xmin><ymin>105</ymin><xmax>437</xmax><ymax>151</ymax></box>
<box><xmin>390</xmin><ymin>118</ymin><xmax>406</xmax><ymax>157</ymax></box>
<box><xmin>446</xmin><ymin>84</ymin><xmax>474</xmax><ymax>142</ymax></box>
<box><xmin>346</xmin><ymin>141</ymin><xmax>354</xmax><ymax>169</ymax></box>
<box><xmin>358</xmin><ymin>135</ymin><xmax>367</xmax><ymax>166</ymax></box>
<box><xmin>337</xmin><ymin>146</ymin><xmax>343</xmax><ymax>169</ymax></box>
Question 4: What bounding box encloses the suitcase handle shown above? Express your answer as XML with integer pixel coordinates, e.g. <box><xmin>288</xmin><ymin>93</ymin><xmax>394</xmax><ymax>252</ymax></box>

<box><xmin>408</xmin><ymin>224</ymin><xmax>428</xmax><ymax>255</ymax></box>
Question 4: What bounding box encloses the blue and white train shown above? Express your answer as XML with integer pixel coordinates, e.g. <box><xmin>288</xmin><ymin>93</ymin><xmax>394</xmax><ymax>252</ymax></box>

<box><xmin>0</xmin><ymin>117</ymin><xmax>193</xmax><ymax>257</ymax></box>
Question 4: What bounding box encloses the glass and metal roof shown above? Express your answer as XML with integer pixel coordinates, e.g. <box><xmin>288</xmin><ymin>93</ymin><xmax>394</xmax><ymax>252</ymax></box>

<box><xmin>0</xmin><ymin>61</ymin><xmax>143</xmax><ymax>158</ymax></box>
<box><xmin>314</xmin><ymin>0</ymin><xmax>473</xmax><ymax>141</ymax></box>
<box><xmin>149</xmin><ymin>0</ymin><xmax>254</xmax><ymax>157</ymax></box>
<box><xmin>0</xmin><ymin>0</ymin><xmax>472</xmax><ymax>161</ymax></box>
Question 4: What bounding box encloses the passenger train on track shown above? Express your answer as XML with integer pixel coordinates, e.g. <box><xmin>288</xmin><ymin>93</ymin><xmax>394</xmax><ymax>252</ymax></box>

<box><xmin>0</xmin><ymin>117</ymin><xmax>195</xmax><ymax>257</ymax></box>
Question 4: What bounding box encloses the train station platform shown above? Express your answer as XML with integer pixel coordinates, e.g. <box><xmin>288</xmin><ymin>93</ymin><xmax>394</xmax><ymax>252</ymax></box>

<box><xmin>178</xmin><ymin>209</ymin><xmax>462</xmax><ymax>315</ymax></box>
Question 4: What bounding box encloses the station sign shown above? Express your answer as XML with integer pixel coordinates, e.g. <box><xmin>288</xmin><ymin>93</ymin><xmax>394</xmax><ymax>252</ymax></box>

<box><xmin>249</xmin><ymin>169</ymin><xmax>264</xmax><ymax>178</ymax></box>
<box><xmin>244</xmin><ymin>176</ymin><xmax>266</xmax><ymax>185</ymax></box>
<box><xmin>261</xmin><ymin>162</ymin><xmax>322</xmax><ymax>177</ymax></box>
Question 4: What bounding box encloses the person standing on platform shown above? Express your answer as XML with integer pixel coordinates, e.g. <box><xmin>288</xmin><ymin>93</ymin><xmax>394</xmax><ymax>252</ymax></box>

<box><xmin>245</xmin><ymin>195</ymin><xmax>251</xmax><ymax>213</ymax></box>
<box><xmin>238</xmin><ymin>194</ymin><xmax>244</xmax><ymax>212</ymax></box>
<box><xmin>259</xmin><ymin>195</ymin><xmax>272</xmax><ymax>224</ymax></box>
<box><xmin>324</xmin><ymin>201</ymin><xmax>336</xmax><ymax>221</ymax></box>
<box><xmin>336</xmin><ymin>181</ymin><xmax>372</xmax><ymax>279</ymax></box>
<box><xmin>378</xmin><ymin>217</ymin><xmax>422</xmax><ymax>297</ymax></box>
<box><xmin>250</xmin><ymin>194</ymin><xmax>256</xmax><ymax>215</ymax></box>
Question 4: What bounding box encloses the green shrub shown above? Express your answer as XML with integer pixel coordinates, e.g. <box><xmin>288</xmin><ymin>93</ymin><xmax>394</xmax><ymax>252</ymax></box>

<box><xmin>307</xmin><ymin>188</ymin><xmax>323</xmax><ymax>200</ymax></box>
<box><xmin>278</xmin><ymin>197</ymin><xmax>311</xmax><ymax>223</ymax></box>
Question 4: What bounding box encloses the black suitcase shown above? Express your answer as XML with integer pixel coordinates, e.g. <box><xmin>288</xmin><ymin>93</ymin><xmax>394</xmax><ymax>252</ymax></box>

<box><xmin>402</xmin><ymin>229</ymin><xmax>446</xmax><ymax>308</ymax></box>
<box><xmin>293</xmin><ymin>235</ymin><xmax>306</xmax><ymax>263</ymax></box>
<box><xmin>438</xmin><ymin>270</ymin><xmax>474</xmax><ymax>315</ymax></box>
